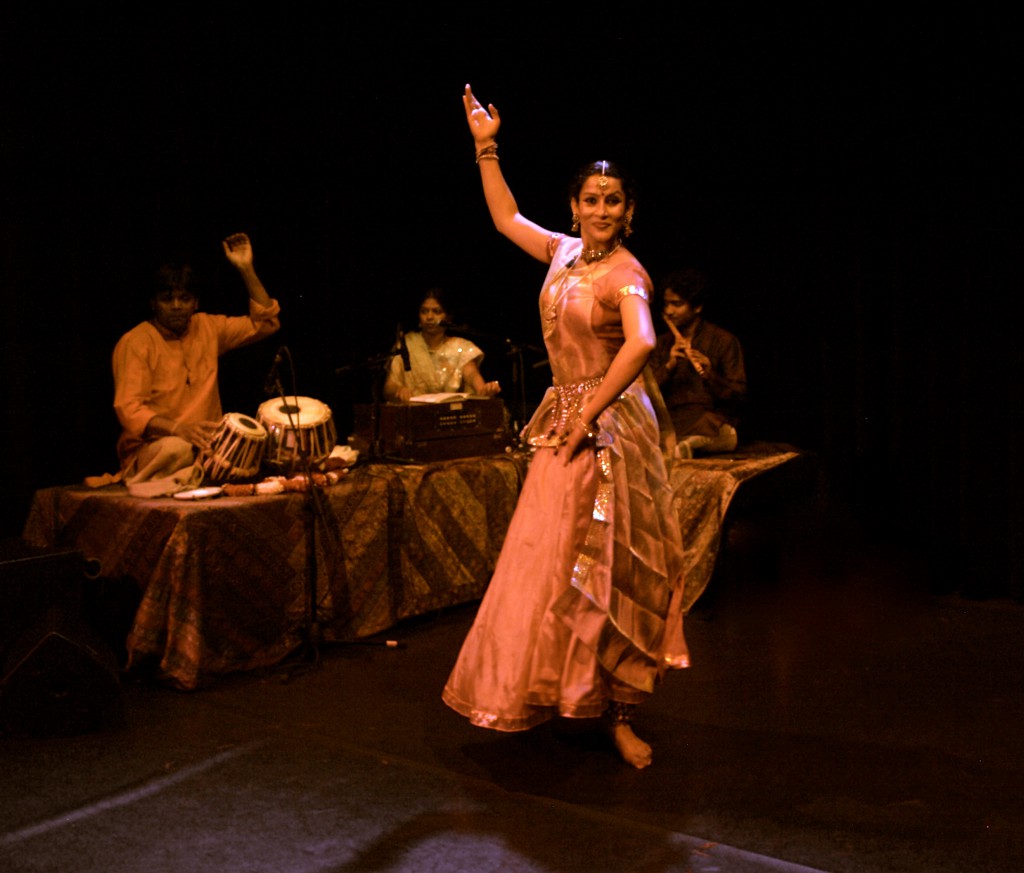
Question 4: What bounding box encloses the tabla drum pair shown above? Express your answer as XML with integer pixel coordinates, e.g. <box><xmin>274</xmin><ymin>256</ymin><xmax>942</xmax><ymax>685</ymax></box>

<box><xmin>256</xmin><ymin>395</ymin><xmax>337</xmax><ymax>474</ymax></box>
<box><xmin>201</xmin><ymin>397</ymin><xmax>336</xmax><ymax>483</ymax></box>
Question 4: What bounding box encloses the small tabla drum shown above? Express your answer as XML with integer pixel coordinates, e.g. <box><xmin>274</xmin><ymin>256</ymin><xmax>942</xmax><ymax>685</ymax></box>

<box><xmin>257</xmin><ymin>395</ymin><xmax>337</xmax><ymax>473</ymax></box>
<box><xmin>202</xmin><ymin>412</ymin><xmax>267</xmax><ymax>483</ymax></box>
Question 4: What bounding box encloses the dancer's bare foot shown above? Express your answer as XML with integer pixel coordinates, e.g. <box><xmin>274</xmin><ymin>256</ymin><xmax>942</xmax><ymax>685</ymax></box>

<box><xmin>610</xmin><ymin>722</ymin><xmax>653</xmax><ymax>769</ymax></box>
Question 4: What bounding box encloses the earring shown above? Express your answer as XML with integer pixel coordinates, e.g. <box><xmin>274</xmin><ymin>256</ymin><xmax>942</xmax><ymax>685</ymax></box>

<box><xmin>571</xmin><ymin>213</ymin><xmax>580</xmax><ymax>233</ymax></box>
<box><xmin>623</xmin><ymin>210</ymin><xmax>634</xmax><ymax>238</ymax></box>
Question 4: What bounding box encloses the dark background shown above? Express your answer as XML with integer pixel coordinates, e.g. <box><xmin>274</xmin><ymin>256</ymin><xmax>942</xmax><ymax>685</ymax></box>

<box><xmin>3</xmin><ymin>7</ymin><xmax>1021</xmax><ymax>595</ymax></box>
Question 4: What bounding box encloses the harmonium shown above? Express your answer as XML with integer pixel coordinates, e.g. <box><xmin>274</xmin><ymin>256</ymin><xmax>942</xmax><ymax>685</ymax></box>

<box><xmin>353</xmin><ymin>397</ymin><xmax>515</xmax><ymax>462</ymax></box>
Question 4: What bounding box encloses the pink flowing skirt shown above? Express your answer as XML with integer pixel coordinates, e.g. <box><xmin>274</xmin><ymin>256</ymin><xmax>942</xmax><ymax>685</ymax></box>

<box><xmin>443</xmin><ymin>387</ymin><xmax>688</xmax><ymax>732</ymax></box>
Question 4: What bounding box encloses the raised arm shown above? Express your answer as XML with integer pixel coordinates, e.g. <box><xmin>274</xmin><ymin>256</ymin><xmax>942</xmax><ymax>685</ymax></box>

<box><xmin>464</xmin><ymin>85</ymin><xmax>553</xmax><ymax>264</ymax></box>
<box><xmin>222</xmin><ymin>233</ymin><xmax>272</xmax><ymax>306</ymax></box>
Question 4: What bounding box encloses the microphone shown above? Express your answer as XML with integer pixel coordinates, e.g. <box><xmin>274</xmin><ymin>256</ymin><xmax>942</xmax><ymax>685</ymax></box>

<box><xmin>263</xmin><ymin>346</ymin><xmax>286</xmax><ymax>396</ymax></box>
<box><xmin>398</xmin><ymin>324</ymin><xmax>411</xmax><ymax>371</ymax></box>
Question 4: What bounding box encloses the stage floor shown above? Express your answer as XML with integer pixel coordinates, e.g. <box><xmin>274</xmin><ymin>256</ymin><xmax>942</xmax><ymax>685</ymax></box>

<box><xmin>2</xmin><ymin>554</ymin><xmax>1021</xmax><ymax>873</ymax></box>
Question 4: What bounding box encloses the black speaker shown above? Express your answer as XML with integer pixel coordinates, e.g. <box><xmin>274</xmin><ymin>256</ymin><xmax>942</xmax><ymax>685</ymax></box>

<box><xmin>0</xmin><ymin>544</ymin><xmax>123</xmax><ymax>737</ymax></box>
<box><xmin>0</xmin><ymin>546</ymin><xmax>87</xmax><ymax>652</ymax></box>
<box><xmin>1</xmin><ymin>605</ymin><xmax>123</xmax><ymax>736</ymax></box>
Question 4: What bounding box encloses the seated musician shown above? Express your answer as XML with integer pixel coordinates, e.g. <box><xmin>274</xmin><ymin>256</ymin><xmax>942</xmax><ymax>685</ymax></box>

<box><xmin>384</xmin><ymin>287</ymin><xmax>501</xmax><ymax>403</ymax></box>
<box><xmin>104</xmin><ymin>233</ymin><xmax>281</xmax><ymax>495</ymax></box>
<box><xmin>650</xmin><ymin>268</ymin><xmax>747</xmax><ymax>458</ymax></box>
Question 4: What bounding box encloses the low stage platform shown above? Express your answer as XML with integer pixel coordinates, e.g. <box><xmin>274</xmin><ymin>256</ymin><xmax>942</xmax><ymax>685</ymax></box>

<box><xmin>20</xmin><ymin>449</ymin><xmax>801</xmax><ymax>689</ymax></box>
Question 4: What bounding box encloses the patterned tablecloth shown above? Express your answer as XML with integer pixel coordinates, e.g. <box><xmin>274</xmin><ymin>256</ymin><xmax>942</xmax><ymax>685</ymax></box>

<box><xmin>22</xmin><ymin>455</ymin><xmax>529</xmax><ymax>689</ymax></box>
<box><xmin>668</xmin><ymin>451</ymin><xmax>800</xmax><ymax>612</ymax></box>
<box><xmin>21</xmin><ymin>449</ymin><xmax>798</xmax><ymax>689</ymax></box>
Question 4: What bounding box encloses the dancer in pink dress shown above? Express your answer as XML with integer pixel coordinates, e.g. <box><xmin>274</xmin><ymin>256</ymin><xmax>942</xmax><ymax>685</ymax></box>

<box><xmin>442</xmin><ymin>85</ymin><xmax>689</xmax><ymax>769</ymax></box>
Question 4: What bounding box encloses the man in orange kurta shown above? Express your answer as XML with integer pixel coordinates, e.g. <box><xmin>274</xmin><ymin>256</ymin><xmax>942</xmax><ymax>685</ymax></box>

<box><xmin>110</xmin><ymin>233</ymin><xmax>280</xmax><ymax>494</ymax></box>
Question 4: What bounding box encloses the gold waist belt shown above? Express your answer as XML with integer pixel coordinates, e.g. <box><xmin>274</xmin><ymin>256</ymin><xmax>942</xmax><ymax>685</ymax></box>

<box><xmin>546</xmin><ymin>376</ymin><xmax>603</xmax><ymax>437</ymax></box>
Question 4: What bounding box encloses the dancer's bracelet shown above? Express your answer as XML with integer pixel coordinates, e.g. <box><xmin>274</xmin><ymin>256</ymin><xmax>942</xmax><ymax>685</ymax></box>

<box><xmin>574</xmin><ymin>418</ymin><xmax>599</xmax><ymax>441</ymax></box>
<box><xmin>475</xmin><ymin>142</ymin><xmax>499</xmax><ymax>163</ymax></box>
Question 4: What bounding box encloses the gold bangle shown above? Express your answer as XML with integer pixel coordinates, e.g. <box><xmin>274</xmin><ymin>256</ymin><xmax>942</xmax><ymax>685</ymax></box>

<box><xmin>475</xmin><ymin>153</ymin><xmax>499</xmax><ymax>163</ymax></box>
<box><xmin>574</xmin><ymin>418</ymin><xmax>598</xmax><ymax>441</ymax></box>
<box><xmin>475</xmin><ymin>143</ymin><xmax>498</xmax><ymax>162</ymax></box>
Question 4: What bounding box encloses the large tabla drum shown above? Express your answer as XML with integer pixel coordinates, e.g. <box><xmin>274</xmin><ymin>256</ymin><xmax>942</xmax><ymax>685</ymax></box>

<box><xmin>257</xmin><ymin>395</ymin><xmax>337</xmax><ymax>473</ymax></box>
<box><xmin>201</xmin><ymin>412</ymin><xmax>267</xmax><ymax>483</ymax></box>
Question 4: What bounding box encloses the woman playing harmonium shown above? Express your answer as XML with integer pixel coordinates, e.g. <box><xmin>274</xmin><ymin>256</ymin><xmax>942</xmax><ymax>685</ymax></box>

<box><xmin>383</xmin><ymin>288</ymin><xmax>502</xmax><ymax>402</ymax></box>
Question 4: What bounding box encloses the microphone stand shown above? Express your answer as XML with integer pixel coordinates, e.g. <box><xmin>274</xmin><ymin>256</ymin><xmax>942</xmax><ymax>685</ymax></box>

<box><xmin>334</xmin><ymin>331</ymin><xmax>418</xmax><ymax>464</ymax></box>
<box><xmin>504</xmin><ymin>337</ymin><xmax>530</xmax><ymax>438</ymax></box>
<box><xmin>267</xmin><ymin>348</ymin><xmax>333</xmax><ymax>679</ymax></box>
